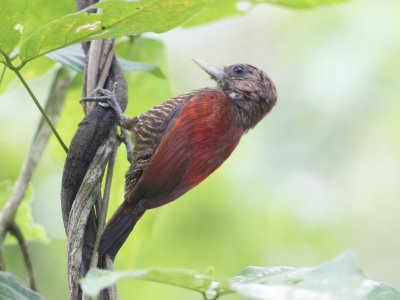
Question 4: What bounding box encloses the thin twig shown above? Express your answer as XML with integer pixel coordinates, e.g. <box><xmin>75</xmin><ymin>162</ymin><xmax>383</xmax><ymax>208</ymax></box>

<box><xmin>0</xmin><ymin>64</ymin><xmax>6</xmax><ymax>87</ymax></box>
<box><xmin>97</xmin><ymin>39</ymin><xmax>115</xmax><ymax>88</ymax></box>
<box><xmin>82</xmin><ymin>135</ymin><xmax>119</xmax><ymax>300</ymax></box>
<box><xmin>0</xmin><ymin>49</ymin><xmax>14</xmax><ymax>67</ymax></box>
<box><xmin>8</xmin><ymin>223</ymin><xmax>37</xmax><ymax>291</ymax></box>
<box><xmin>67</xmin><ymin>133</ymin><xmax>117</xmax><ymax>299</ymax></box>
<box><xmin>84</xmin><ymin>39</ymin><xmax>103</xmax><ymax>113</ymax></box>
<box><xmin>0</xmin><ymin>48</ymin><xmax>69</xmax><ymax>152</ymax></box>
<box><xmin>0</xmin><ymin>67</ymin><xmax>71</xmax><ymax>267</ymax></box>
<box><xmin>99</xmin><ymin>38</ymin><xmax>114</xmax><ymax>72</ymax></box>
<box><xmin>105</xmin><ymin>256</ymin><xmax>118</xmax><ymax>298</ymax></box>
<box><xmin>13</xmin><ymin>68</ymin><xmax>68</xmax><ymax>152</ymax></box>
<box><xmin>90</xmin><ymin>133</ymin><xmax>119</xmax><ymax>269</ymax></box>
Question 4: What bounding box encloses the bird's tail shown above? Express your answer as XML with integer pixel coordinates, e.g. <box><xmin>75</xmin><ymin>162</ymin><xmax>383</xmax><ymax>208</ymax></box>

<box><xmin>98</xmin><ymin>200</ymin><xmax>146</xmax><ymax>263</ymax></box>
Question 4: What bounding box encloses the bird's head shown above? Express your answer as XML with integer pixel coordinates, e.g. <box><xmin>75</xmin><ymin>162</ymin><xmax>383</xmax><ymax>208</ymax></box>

<box><xmin>193</xmin><ymin>58</ymin><xmax>277</xmax><ymax>131</ymax></box>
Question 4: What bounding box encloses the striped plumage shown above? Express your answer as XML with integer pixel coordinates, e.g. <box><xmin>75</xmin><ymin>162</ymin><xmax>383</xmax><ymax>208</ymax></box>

<box><xmin>98</xmin><ymin>61</ymin><xmax>277</xmax><ymax>261</ymax></box>
<box><xmin>122</xmin><ymin>89</ymin><xmax>206</xmax><ymax>199</ymax></box>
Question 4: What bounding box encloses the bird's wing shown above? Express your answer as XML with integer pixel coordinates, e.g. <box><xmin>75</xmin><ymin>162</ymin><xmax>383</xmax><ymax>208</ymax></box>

<box><xmin>131</xmin><ymin>89</ymin><xmax>243</xmax><ymax>208</ymax></box>
<box><xmin>124</xmin><ymin>89</ymin><xmax>210</xmax><ymax>200</ymax></box>
<box><xmin>99</xmin><ymin>89</ymin><xmax>243</xmax><ymax>260</ymax></box>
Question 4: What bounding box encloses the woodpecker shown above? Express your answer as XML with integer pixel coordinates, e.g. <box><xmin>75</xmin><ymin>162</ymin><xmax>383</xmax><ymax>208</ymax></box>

<box><xmin>95</xmin><ymin>59</ymin><xmax>277</xmax><ymax>261</ymax></box>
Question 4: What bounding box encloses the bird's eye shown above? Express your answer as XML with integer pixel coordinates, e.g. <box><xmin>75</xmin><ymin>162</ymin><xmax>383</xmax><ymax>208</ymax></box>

<box><xmin>233</xmin><ymin>65</ymin><xmax>246</xmax><ymax>75</ymax></box>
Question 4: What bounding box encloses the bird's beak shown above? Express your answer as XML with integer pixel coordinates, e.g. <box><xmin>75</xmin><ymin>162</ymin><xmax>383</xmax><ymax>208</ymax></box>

<box><xmin>192</xmin><ymin>58</ymin><xmax>225</xmax><ymax>81</ymax></box>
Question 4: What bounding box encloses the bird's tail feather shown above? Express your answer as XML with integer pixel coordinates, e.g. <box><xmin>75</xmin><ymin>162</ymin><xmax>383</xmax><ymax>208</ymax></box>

<box><xmin>98</xmin><ymin>201</ymin><xmax>145</xmax><ymax>262</ymax></box>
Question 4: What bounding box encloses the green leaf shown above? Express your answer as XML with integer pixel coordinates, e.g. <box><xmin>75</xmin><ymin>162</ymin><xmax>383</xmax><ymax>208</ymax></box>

<box><xmin>20</xmin><ymin>0</ymin><xmax>213</xmax><ymax>63</ymax></box>
<box><xmin>265</xmin><ymin>0</ymin><xmax>349</xmax><ymax>9</ymax></box>
<box><xmin>184</xmin><ymin>0</ymin><xmax>349</xmax><ymax>27</ymax></box>
<box><xmin>0</xmin><ymin>181</ymin><xmax>48</xmax><ymax>245</ymax></box>
<box><xmin>183</xmin><ymin>0</ymin><xmax>251</xmax><ymax>27</ymax></box>
<box><xmin>45</xmin><ymin>45</ymin><xmax>85</xmax><ymax>73</ymax></box>
<box><xmin>224</xmin><ymin>251</ymin><xmax>400</xmax><ymax>300</ymax></box>
<box><xmin>22</xmin><ymin>0</ymin><xmax>75</xmax><ymax>41</ymax></box>
<box><xmin>118</xmin><ymin>57</ymin><xmax>165</xmax><ymax>79</ymax></box>
<box><xmin>0</xmin><ymin>272</ymin><xmax>44</xmax><ymax>300</ymax></box>
<box><xmin>368</xmin><ymin>282</ymin><xmax>400</xmax><ymax>300</ymax></box>
<box><xmin>80</xmin><ymin>267</ymin><xmax>212</xmax><ymax>297</ymax></box>
<box><xmin>45</xmin><ymin>44</ymin><xmax>164</xmax><ymax>78</ymax></box>
<box><xmin>0</xmin><ymin>0</ymin><xmax>32</xmax><ymax>61</ymax></box>
<box><xmin>80</xmin><ymin>251</ymin><xmax>400</xmax><ymax>299</ymax></box>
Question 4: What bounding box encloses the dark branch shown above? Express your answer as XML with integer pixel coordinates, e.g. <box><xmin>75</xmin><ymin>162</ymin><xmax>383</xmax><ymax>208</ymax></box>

<box><xmin>67</xmin><ymin>133</ymin><xmax>116</xmax><ymax>299</ymax></box>
<box><xmin>63</xmin><ymin>2</ymin><xmax>128</xmax><ymax>300</ymax></box>
<box><xmin>8</xmin><ymin>223</ymin><xmax>37</xmax><ymax>292</ymax></box>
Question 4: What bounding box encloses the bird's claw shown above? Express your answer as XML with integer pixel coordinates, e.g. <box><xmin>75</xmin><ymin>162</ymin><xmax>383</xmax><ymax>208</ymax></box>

<box><xmin>80</xmin><ymin>82</ymin><xmax>133</xmax><ymax>162</ymax></box>
<box><xmin>80</xmin><ymin>82</ymin><xmax>122</xmax><ymax>117</ymax></box>
<box><xmin>90</xmin><ymin>82</ymin><xmax>118</xmax><ymax>96</ymax></box>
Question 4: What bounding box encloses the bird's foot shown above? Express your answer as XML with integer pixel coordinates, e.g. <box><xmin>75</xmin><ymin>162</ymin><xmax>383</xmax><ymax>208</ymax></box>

<box><xmin>80</xmin><ymin>82</ymin><xmax>133</xmax><ymax>162</ymax></box>
<box><xmin>117</xmin><ymin>133</ymin><xmax>133</xmax><ymax>162</ymax></box>
<box><xmin>80</xmin><ymin>82</ymin><xmax>123</xmax><ymax>118</ymax></box>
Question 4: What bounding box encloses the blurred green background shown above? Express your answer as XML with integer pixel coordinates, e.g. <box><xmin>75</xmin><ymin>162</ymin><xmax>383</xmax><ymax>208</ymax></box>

<box><xmin>1</xmin><ymin>0</ymin><xmax>400</xmax><ymax>299</ymax></box>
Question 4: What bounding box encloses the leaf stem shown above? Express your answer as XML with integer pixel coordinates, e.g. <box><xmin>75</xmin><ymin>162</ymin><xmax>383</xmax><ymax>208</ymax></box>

<box><xmin>13</xmin><ymin>67</ymin><xmax>68</xmax><ymax>152</ymax></box>
<box><xmin>16</xmin><ymin>61</ymin><xmax>26</xmax><ymax>71</ymax></box>
<box><xmin>0</xmin><ymin>48</ymin><xmax>68</xmax><ymax>152</ymax></box>
<box><xmin>0</xmin><ymin>65</ymin><xmax>6</xmax><ymax>87</ymax></box>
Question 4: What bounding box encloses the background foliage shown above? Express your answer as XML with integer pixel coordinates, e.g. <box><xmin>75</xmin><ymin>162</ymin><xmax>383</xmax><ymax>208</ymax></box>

<box><xmin>1</xmin><ymin>0</ymin><xmax>400</xmax><ymax>299</ymax></box>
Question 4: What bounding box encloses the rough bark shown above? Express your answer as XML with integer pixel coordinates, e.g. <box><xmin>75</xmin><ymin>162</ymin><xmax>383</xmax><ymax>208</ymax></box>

<box><xmin>61</xmin><ymin>1</ymin><xmax>128</xmax><ymax>299</ymax></box>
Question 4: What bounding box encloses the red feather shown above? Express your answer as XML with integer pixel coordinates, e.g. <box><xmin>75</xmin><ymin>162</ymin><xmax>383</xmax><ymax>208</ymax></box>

<box><xmin>133</xmin><ymin>89</ymin><xmax>244</xmax><ymax>208</ymax></box>
<box><xmin>99</xmin><ymin>89</ymin><xmax>244</xmax><ymax>260</ymax></box>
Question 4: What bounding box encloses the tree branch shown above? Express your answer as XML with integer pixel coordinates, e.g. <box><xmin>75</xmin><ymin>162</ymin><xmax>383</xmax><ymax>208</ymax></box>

<box><xmin>81</xmin><ymin>136</ymin><xmax>119</xmax><ymax>300</ymax></box>
<box><xmin>67</xmin><ymin>133</ymin><xmax>116</xmax><ymax>299</ymax></box>
<box><xmin>8</xmin><ymin>223</ymin><xmax>37</xmax><ymax>291</ymax></box>
<box><xmin>0</xmin><ymin>66</ymin><xmax>71</xmax><ymax>269</ymax></box>
<box><xmin>90</xmin><ymin>133</ymin><xmax>119</xmax><ymax>269</ymax></box>
<box><xmin>60</xmin><ymin>2</ymin><xmax>128</xmax><ymax>299</ymax></box>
